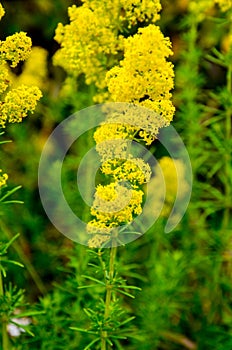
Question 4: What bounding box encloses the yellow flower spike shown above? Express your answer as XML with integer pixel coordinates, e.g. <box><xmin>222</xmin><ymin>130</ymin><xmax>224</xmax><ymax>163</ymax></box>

<box><xmin>58</xmin><ymin>1</ymin><xmax>176</xmax><ymax>246</ymax></box>
<box><xmin>0</xmin><ymin>32</ymin><xmax>32</xmax><ymax>68</ymax></box>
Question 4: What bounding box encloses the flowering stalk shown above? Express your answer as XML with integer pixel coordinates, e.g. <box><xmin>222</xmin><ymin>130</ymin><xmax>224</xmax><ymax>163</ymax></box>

<box><xmin>54</xmin><ymin>1</ymin><xmax>175</xmax><ymax>348</ymax></box>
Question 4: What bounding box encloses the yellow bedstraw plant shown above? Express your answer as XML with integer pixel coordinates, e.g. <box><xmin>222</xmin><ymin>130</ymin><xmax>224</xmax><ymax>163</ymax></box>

<box><xmin>54</xmin><ymin>1</ymin><xmax>175</xmax><ymax>347</ymax></box>
<box><xmin>54</xmin><ymin>1</ymin><xmax>175</xmax><ymax>248</ymax></box>
<box><xmin>12</xmin><ymin>0</ymin><xmax>183</xmax><ymax>348</ymax></box>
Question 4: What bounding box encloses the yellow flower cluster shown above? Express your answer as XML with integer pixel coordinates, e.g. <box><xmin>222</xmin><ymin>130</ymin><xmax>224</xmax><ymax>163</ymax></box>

<box><xmin>53</xmin><ymin>4</ymin><xmax>123</xmax><ymax>91</ymax></box>
<box><xmin>53</xmin><ymin>1</ymin><xmax>162</xmax><ymax>99</ymax></box>
<box><xmin>0</xmin><ymin>85</ymin><xmax>42</xmax><ymax>127</ymax></box>
<box><xmin>101</xmin><ymin>158</ymin><xmax>151</xmax><ymax>188</ymax></box>
<box><xmin>94</xmin><ymin>122</ymin><xmax>136</xmax><ymax>144</ymax></box>
<box><xmin>0</xmin><ymin>169</ymin><xmax>8</xmax><ymax>188</ymax></box>
<box><xmin>0</xmin><ymin>3</ymin><xmax>42</xmax><ymax>128</ymax></box>
<box><xmin>106</xmin><ymin>25</ymin><xmax>175</xmax><ymax>125</ymax></box>
<box><xmin>87</xmin><ymin>182</ymin><xmax>144</xmax><ymax>246</ymax></box>
<box><xmin>82</xmin><ymin>0</ymin><xmax>161</xmax><ymax>26</ymax></box>
<box><xmin>97</xmin><ymin>104</ymin><xmax>168</xmax><ymax>146</ymax></box>
<box><xmin>12</xmin><ymin>47</ymin><xmax>48</xmax><ymax>90</ymax></box>
<box><xmin>0</xmin><ymin>32</ymin><xmax>32</xmax><ymax>68</ymax></box>
<box><xmin>93</xmin><ymin>117</ymin><xmax>137</xmax><ymax>161</ymax></box>
<box><xmin>215</xmin><ymin>0</ymin><xmax>232</xmax><ymax>11</ymax></box>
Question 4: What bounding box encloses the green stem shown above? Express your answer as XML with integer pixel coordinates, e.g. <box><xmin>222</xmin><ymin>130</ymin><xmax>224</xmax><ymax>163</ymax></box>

<box><xmin>0</xmin><ymin>261</ymin><xmax>10</xmax><ymax>350</ymax></box>
<box><xmin>101</xmin><ymin>245</ymin><xmax>117</xmax><ymax>350</ymax></box>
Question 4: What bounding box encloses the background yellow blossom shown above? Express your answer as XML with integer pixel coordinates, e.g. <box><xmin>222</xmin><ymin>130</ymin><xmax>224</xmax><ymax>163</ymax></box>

<box><xmin>0</xmin><ymin>169</ymin><xmax>8</xmax><ymax>188</ymax></box>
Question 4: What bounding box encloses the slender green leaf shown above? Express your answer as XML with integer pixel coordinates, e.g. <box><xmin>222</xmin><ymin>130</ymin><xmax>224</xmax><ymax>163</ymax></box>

<box><xmin>0</xmin><ymin>186</ymin><xmax>22</xmax><ymax>202</ymax></box>
<box><xmin>70</xmin><ymin>327</ymin><xmax>98</xmax><ymax>335</ymax></box>
<box><xmin>115</xmin><ymin>289</ymin><xmax>135</xmax><ymax>298</ymax></box>
<box><xmin>84</xmin><ymin>337</ymin><xmax>100</xmax><ymax>350</ymax></box>
<box><xmin>1</xmin><ymin>259</ymin><xmax>24</xmax><ymax>267</ymax></box>
<box><xmin>81</xmin><ymin>275</ymin><xmax>105</xmax><ymax>286</ymax></box>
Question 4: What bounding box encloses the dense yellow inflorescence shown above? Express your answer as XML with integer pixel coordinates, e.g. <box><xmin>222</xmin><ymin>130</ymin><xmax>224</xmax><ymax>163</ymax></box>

<box><xmin>0</xmin><ymin>32</ymin><xmax>32</xmax><ymax>68</ymax></box>
<box><xmin>53</xmin><ymin>0</ymin><xmax>162</xmax><ymax>100</ymax></box>
<box><xmin>101</xmin><ymin>158</ymin><xmax>151</xmax><ymax>188</ymax></box>
<box><xmin>53</xmin><ymin>3</ymin><xmax>123</xmax><ymax>91</ymax></box>
<box><xmin>87</xmin><ymin>182</ymin><xmax>144</xmax><ymax>247</ymax></box>
<box><xmin>94</xmin><ymin>123</ymin><xmax>137</xmax><ymax>144</ymax></box>
<box><xmin>53</xmin><ymin>0</ymin><xmax>175</xmax><ymax>247</ymax></box>
<box><xmin>0</xmin><ymin>85</ymin><xmax>42</xmax><ymax>127</ymax></box>
<box><xmin>0</xmin><ymin>2</ymin><xmax>42</xmax><ymax>128</ymax></box>
<box><xmin>106</xmin><ymin>25</ymin><xmax>175</xmax><ymax>124</ymax></box>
